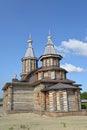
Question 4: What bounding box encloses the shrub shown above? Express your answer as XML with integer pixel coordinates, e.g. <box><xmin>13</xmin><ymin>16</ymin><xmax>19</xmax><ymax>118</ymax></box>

<box><xmin>82</xmin><ymin>103</ymin><xmax>87</xmax><ymax>109</ymax></box>
<box><xmin>8</xmin><ymin>127</ymin><xmax>14</xmax><ymax>130</ymax></box>
<box><xmin>0</xmin><ymin>98</ymin><xmax>3</xmax><ymax>102</ymax></box>
<box><xmin>20</xmin><ymin>124</ymin><xmax>27</xmax><ymax>129</ymax></box>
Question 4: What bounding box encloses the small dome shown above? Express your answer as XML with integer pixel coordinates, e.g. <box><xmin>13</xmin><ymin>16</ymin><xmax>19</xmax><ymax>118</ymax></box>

<box><xmin>12</xmin><ymin>74</ymin><xmax>18</xmax><ymax>82</ymax></box>
<box><xmin>13</xmin><ymin>74</ymin><xmax>17</xmax><ymax>79</ymax></box>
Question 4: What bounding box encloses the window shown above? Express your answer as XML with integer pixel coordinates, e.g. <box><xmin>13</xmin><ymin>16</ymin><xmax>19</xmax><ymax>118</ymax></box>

<box><xmin>22</xmin><ymin>60</ymin><xmax>25</xmax><ymax>73</ymax></box>
<box><xmin>51</xmin><ymin>71</ymin><xmax>55</xmax><ymax>79</ymax></box>
<box><xmin>47</xmin><ymin>59</ymin><xmax>50</xmax><ymax>66</ymax></box>
<box><xmin>37</xmin><ymin>92</ymin><xmax>41</xmax><ymax>105</ymax></box>
<box><xmin>43</xmin><ymin>59</ymin><xmax>46</xmax><ymax>67</ymax></box>
<box><xmin>44</xmin><ymin>72</ymin><xmax>48</xmax><ymax>78</ymax></box>
<box><xmin>25</xmin><ymin>60</ymin><xmax>29</xmax><ymax>73</ymax></box>
<box><xmin>46</xmin><ymin>93</ymin><xmax>49</xmax><ymax>105</ymax></box>
<box><xmin>50</xmin><ymin>58</ymin><xmax>53</xmax><ymax>66</ymax></box>
<box><xmin>31</xmin><ymin>60</ymin><xmax>35</xmax><ymax>70</ymax></box>
<box><xmin>38</xmin><ymin>72</ymin><xmax>42</xmax><ymax>80</ymax></box>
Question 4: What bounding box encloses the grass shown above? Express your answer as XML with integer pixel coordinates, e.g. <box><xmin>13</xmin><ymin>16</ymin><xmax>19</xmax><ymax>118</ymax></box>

<box><xmin>20</xmin><ymin>124</ymin><xmax>32</xmax><ymax>130</ymax></box>
<box><xmin>8</xmin><ymin>124</ymin><xmax>31</xmax><ymax>130</ymax></box>
<box><xmin>20</xmin><ymin>124</ymin><xmax>27</xmax><ymax>129</ymax></box>
<box><xmin>0</xmin><ymin>107</ymin><xmax>87</xmax><ymax>130</ymax></box>
<box><xmin>61</xmin><ymin>122</ymin><xmax>67</xmax><ymax>127</ymax></box>
<box><xmin>8</xmin><ymin>127</ymin><xmax>14</xmax><ymax>130</ymax></box>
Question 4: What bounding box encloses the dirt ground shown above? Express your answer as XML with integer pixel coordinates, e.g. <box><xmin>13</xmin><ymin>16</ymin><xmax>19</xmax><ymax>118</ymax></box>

<box><xmin>0</xmin><ymin>107</ymin><xmax>87</xmax><ymax>130</ymax></box>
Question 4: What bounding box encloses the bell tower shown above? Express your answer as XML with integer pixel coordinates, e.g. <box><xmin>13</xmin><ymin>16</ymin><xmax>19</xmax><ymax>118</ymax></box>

<box><xmin>21</xmin><ymin>36</ymin><xmax>38</xmax><ymax>77</ymax></box>
<box><xmin>39</xmin><ymin>34</ymin><xmax>62</xmax><ymax>67</ymax></box>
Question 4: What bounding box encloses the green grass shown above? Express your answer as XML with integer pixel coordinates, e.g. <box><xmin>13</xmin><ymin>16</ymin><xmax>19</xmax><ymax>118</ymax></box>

<box><xmin>8</xmin><ymin>127</ymin><xmax>14</xmax><ymax>130</ymax></box>
<box><xmin>61</xmin><ymin>122</ymin><xmax>67</xmax><ymax>128</ymax></box>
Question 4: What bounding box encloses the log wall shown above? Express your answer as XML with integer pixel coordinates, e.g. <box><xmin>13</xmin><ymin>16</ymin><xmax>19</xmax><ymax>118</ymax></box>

<box><xmin>3</xmin><ymin>85</ymin><xmax>13</xmax><ymax>111</ymax></box>
<box><xmin>34</xmin><ymin>84</ymin><xmax>45</xmax><ymax>111</ymax></box>
<box><xmin>44</xmin><ymin>89</ymin><xmax>81</xmax><ymax>112</ymax></box>
<box><xmin>3</xmin><ymin>85</ymin><xmax>81</xmax><ymax>113</ymax></box>
<box><xmin>12</xmin><ymin>85</ymin><xmax>34</xmax><ymax>111</ymax></box>
<box><xmin>67</xmin><ymin>90</ymin><xmax>76</xmax><ymax>111</ymax></box>
<box><xmin>42</xmin><ymin>58</ymin><xmax>60</xmax><ymax>67</ymax></box>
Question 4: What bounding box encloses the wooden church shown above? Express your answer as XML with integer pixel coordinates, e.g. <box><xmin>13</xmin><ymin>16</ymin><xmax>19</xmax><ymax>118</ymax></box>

<box><xmin>3</xmin><ymin>34</ymin><xmax>82</xmax><ymax>116</ymax></box>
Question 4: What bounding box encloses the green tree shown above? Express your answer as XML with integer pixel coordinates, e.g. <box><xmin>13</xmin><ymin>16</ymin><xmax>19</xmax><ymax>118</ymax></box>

<box><xmin>81</xmin><ymin>92</ymin><xmax>87</xmax><ymax>109</ymax></box>
<box><xmin>81</xmin><ymin>92</ymin><xmax>87</xmax><ymax>99</ymax></box>
<box><xmin>0</xmin><ymin>98</ymin><xmax>3</xmax><ymax>102</ymax></box>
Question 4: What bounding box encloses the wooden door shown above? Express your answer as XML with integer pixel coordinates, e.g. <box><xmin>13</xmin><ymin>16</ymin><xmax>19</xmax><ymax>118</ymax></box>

<box><xmin>45</xmin><ymin>92</ymin><xmax>49</xmax><ymax>111</ymax></box>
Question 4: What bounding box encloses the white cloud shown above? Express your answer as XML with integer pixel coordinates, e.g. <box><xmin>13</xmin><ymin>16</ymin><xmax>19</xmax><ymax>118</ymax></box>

<box><xmin>61</xmin><ymin>63</ymin><xmax>85</xmax><ymax>73</ymax></box>
<box><xmin>56</xmin><ymin>39</ymin><xmax>87</xmax><ymax>56</ymax></box>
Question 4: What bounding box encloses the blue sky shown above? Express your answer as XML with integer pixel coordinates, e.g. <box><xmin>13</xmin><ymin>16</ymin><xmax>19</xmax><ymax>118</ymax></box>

<box><xmin>0</xmin><ymin>0</ymin><xmax>87</xmax><ymax>98</ymax></box>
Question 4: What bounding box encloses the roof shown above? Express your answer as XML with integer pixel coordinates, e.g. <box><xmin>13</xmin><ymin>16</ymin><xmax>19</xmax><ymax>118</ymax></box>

<box><xmin>39</xmin><ymin>54</ymin><xmax>62</xmax><ymax>61</ymax></box>
<box><xmin>81</xmin><ymin>100</ymin><xmax>87</xmax><ymax>103</ymax></box>
<box><xmin>37</xmin><ymin>66</ymin><xmax>67</xmax><ymax>73</ymax></box>
<box><xmin>20</xmin><ymin>70</ymin><xmax>76</xmax><ymax>85</ymax></box>
<box><xmin>25</xmin><ymin>38</ymin><xmax>35</xmax><ymax>58</ymax></box>
<box><xmin>20</xmin><ymin>66</ymin><xmax>74</xmax><ymax>83</ymax></box>
<box><xmin>44</xmin><ymin>35</ymin><xmax>57</xmax><ymax>55</ymax></box>
<box><xmin>2</xmin><ymin>82</ymin><xmax>32</xmax><ymax>90</ymax></box>
<box><xmin>42</xmin><ymin>83</ymin><xmax>81</xmax><ymax>91</ymax></box>
<box><xmin>3</xmin><ymin>78</ymin><xmax>81</xmax><ymax>91</ymax></box>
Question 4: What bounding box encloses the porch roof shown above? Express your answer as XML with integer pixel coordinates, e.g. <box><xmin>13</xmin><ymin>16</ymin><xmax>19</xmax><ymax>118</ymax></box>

<box><xmin>42</xmin><ymin>83</ymin><xmax>81</xmax><ymax>91</ymax></box>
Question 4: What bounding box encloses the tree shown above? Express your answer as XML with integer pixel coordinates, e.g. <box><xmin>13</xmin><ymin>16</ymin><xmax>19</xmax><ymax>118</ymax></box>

<box><xmin>81</xmin><ymin>92</ymin><xmax>87</xmax><ymax>109</ymax></box>
<box><xmin>0</xmin><ymin>98</ymin><xmax>3</xmax><ymax>102</ymax></box>
<box><xmin>81</xmin><ymin>92</ymin><xmax>87</xmax><ymax>99</ymax></box>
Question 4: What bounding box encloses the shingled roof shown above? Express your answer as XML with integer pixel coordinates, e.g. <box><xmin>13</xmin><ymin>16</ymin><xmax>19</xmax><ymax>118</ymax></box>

<box><xmin>44</xmin><ymin>35</ymin><xmax>56</xmax><ymax>55</ymax></box>
<box><xmin>25</xmin><ymin>38</ymin><xmax>35</xmax><ymax>58</ymax></box>
<box><xmin>42</xmin><ymin>83</ymin><xmax>81</xmax><ymax>91</ymax></box>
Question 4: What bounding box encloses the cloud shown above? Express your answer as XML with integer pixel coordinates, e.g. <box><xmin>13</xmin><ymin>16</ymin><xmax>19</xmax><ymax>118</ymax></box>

<box><xmin>61</xmin><ymin>63</ymin><xmax>85</xmax><ymax>73</ymax></box>
<box><xmin>55</xmin><ymin>39</ymin><xmax>87</xmax><ymax>56</ymax></box>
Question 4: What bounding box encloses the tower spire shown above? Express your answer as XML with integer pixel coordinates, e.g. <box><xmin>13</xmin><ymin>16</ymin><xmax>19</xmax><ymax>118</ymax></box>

<box><xmin>29</xmin><ymin>33</ymin><xmax>32</xmax><ymax>39</ymax></box>
<box><xmin>27</xmin><ymin>33</ymin><xmax>32</xmax><ymax>45</ymax></box>
<box><xmin>43</xmin><ymin>31</ymin><xmax>56</xmax><ymax>54</ymax></box>
<box><xmin>48</xmin><ymin>29</ymin><xmax>52</xmax><ymax>40</ymax></box>
<box><xmin>48</xmin><ymin>29</ymin><xmax>51</xmax><ymax>36</ymax></box>
<box><xmin>21</xmin><ymin>34</ymin><xmax>38</xmax><ymax>77</ymax></box>
<box><xmin>25</xmin><ymin>35</ymin><xmax>35</xmax><ymax>57</ymax></box>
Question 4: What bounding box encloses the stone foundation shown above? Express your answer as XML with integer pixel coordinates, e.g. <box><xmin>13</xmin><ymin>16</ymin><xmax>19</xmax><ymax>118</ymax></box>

<box><xmin>34</xmin><ymin>110</ymin><xmax>87</xmax><ymax>117</ymax></box>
